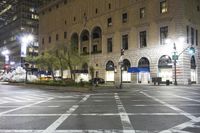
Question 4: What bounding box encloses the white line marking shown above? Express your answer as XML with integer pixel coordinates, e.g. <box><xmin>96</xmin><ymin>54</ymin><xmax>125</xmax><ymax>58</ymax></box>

<box><xmin>0</xmin><ymin>130</ymin><xmax>155</xmax><ymax>133</ymax></box>
<box><xmin>3</xmin><ymin>97</ymin><xmax>22</xmax><ymax>102</ymax></box>
<box><xmin>42</xmin><ymin>95</ymin><xmax>90</xmax><ymax>133</ymax></box>
<box><xmin>172</xmin><ymin>94</ymin><xmax>200</xmax><ymax>103</ymax></box>
<box><xmin>3</xmin><ymin>112</ymin><xmax>197</xmax><ymax>117</ymax></box>
<box><xmin>141</xmin><ymin>92</ymin><xmax>198</xmax><ymax>122</ymax></box>
<box><xmin>0</xmin><ymin>98</ymin><xmax>54</xmax><ymax>116</ymax></box>
<box><xmin>114</xmin><ymin>93</ymin><xmax>135</xmax><ymax>132</ymax></box>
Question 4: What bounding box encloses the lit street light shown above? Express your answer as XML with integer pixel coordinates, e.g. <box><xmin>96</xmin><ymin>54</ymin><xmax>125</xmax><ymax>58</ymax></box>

<box><xmin>20</xmin><ymin>34</ymin><xmax>34</xmax><ymax>66</ymax></box>
<box><xmin>166</xmin><ymin>37</ymin><xmax>195</xmax><ymax>85</ymax></box>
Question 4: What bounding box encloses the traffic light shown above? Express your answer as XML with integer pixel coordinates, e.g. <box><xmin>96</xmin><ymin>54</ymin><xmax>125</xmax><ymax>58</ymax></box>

<box><xmin>121</xmin><ymin>49</ymin><xmax>124</xmax><ymax>56</ymax></box>
<box><xmin>189</xmin><ymin>47</ymin><xmax>195</xmax><ymax>55</ymax></box>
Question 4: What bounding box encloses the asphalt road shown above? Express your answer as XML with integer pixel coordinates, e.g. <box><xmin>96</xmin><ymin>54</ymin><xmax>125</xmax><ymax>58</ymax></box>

<box><xmin>0</xmin><ymin>83</ymin><xmax>200</xmax><ymax>133</ymax></box>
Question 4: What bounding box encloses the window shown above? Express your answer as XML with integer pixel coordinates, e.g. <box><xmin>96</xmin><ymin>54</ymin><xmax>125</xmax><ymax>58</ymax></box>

<box><xmin>187</xmin><ymin>25</ymin><xmax>189</xmax><ymax>44</ymax></box>
<box><xmin>64</xmin><ymin>32</ymin><xmax>67</xmax><ymax>39</ymax></box>
<box><xmin>122</xmin><ymin>34</ymin><xmax>128</xmax><ymax>50</ymax></box>
<box><xmin>197</xmin><ymin>6</ymin><xmax>200</xmax><ymax>12</ymax></box>
<box><xmin>191</xmin><ymin>27</ymin><xmax>194</xmax><ymax>45</ymax></box>
<box><xmin>64</xmin><ymin>0</ymin><xmax>67</xmax><ymax>4</ymax></box>
<box><xmin>122</xmin><ymin>13</ymin><xmax>128</xmax><ymax>23</ymax></box>
<box><xmin>160</xmin><ymin>26</ymin><xmax>168</xmax><ymax>45</ymax></box>
<box><xmin>83</xmin><ymin>47</ymin><xmax>87</xmax><ymax>53</ymax></box>
<box><xmin>49</xmin><ymin>8</ymin><xmax>52</xmax><ymax>12</ymax></box>
<box><xmin>140</xmin><ymin>7</ymin><xmax>145</xmax><ymax>19</ymax></box>
<box><xmin>107</xmin><ymin>17</ymin><xmax>112</xmax><ymax>27</ymax></box>
<box><xmin>74</xmin><ymin>17</ymin><xmax>76</xmax><ymax>22</ymax></box>
<box><xmin>196</xmin><ymin>30</ymin><xmax>198</xmax><ymax>46</ymax></box>
<box><xmin>160</xmin><ymin>0</ymin><xmax>168</xmax><ymax>14</ymax></box>
<box><xmin>93</xmin><ymin>45</ymin><xmax>97</xmax><ymax>52</ymax></box>
<box><xmin>56</xmin><ymin>4</ymin><xmax>59</xmax><ymax>8</ymax></box>
<box><xmin>95</xmin><ymin>8</ymin><xmax>98</xmax><ymax>14</ymax></box>
<box><xmin>108</xmin><ymin>3</ymin><xmax>111</xmax><ymax>9</ymax></box>
<box><xmin>107</xmin><ymin>38</ymin><xmax>112</xmax><ymax>53</ymax></box>
<box><xmin>49</xmin><ymin>36</ymin><xmax>51</xmax><ymax>43</ymax></box>
<box><xmin>140</xmin><ymin>31</ymin><xmax>147</xmax><ymax>48</ymax></box>
<box><xmin>56</xmin><ymin>34</ymin><xmax>59</xmax><ymax>41</ymax></box>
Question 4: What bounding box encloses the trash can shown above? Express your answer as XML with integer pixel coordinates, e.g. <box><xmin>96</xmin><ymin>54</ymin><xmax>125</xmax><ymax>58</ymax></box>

<box><xmin>166</xmin><ymin>80</ymin><xmax>170</xmax><ymax>86</ymax></box>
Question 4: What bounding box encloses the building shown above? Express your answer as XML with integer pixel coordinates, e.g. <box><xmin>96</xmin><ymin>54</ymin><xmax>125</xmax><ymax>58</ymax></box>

<box><xmin>39</xmin><ymin>0</ymin><xmax>200</xmax><ymax>84</ymax></box>
<box><xmin>0</xmin><ymin>0</ymin><xmax>51</xmax><ymax>69</ymax></box>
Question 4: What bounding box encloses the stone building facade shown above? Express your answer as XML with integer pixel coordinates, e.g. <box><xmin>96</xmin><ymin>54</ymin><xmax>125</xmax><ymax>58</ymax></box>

<box><xmin>39</xmin><ymin>0</ymin><xmax>200</xmax><ymax>84</ymax></box>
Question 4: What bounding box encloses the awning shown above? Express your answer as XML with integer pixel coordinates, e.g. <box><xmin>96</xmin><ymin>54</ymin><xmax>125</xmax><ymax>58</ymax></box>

<box><xmin>128</xmin><ymin>67</ymin><xmax>150</xmax><ymax>73</ymax></box>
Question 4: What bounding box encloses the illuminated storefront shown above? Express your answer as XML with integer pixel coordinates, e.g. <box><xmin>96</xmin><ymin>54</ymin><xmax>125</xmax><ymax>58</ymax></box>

<box><xmin>105</xmin><ymin>61</ymin><xmax>115</xmax><ymax>82</ymax></box>
<box><xmin>191</xmin><ymin>56</ymin><xmax>197</xmax><ymax>83</ymax></box>
<box><xmin>158</xmin><ymin>55</ymin><xmax>173</xmax><ymax>82</ymax></box>
<box><xmin>122</xmin><ymin>59</ymin><xmax>131</xmax><ymax>82</ymax></box>
<box><xmin>138</xmin><ymin>57</ymin><xmax>150</xmax><ymax>84</ymax></box>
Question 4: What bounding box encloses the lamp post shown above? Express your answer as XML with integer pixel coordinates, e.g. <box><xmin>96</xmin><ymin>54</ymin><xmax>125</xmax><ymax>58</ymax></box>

<box><xmin>173</xmin><ymin>43</ymin><xmax>178</xmax><ymax>85</ymax></box>
<box><xmin>166</xmin><ymin>37</ymin><xmax>195</xmax><ymax>85</ymax></box>
<box><xmin>25</xmin><ymin>62</ymin><xmax>29</xmax><ymax>83</ymax></box>
<box><xmin>119</xmin><ymin>49</ymin><xmax>124</xmax><ymax>89</ymax></box>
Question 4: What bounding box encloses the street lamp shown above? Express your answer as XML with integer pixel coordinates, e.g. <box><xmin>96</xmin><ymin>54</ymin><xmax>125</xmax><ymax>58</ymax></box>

<box><xmin>119</xmin><ymin>49</ymin><xmax>124</xmax><ymax>89</ymax></box>
<box><xmin>20</xmin><ymin>34</ymin><xmax>34</xmax><ymax>66</ymax></box>
<box><xmin>166</xmin><ymin>37</ymin><xmax>195</xmax><ymax>85</ymax></box>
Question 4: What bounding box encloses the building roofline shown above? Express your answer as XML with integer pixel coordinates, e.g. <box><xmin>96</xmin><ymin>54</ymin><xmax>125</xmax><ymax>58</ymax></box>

<box><xmin>38</xmin><ymin>0</ymin><xmax>63</xmax><ymax>13</ymax></box>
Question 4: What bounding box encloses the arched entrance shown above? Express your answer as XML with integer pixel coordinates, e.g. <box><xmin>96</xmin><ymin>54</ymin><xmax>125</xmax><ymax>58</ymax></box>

<box><xmin>191</xmin><ymin>56</ymin><xmax>197</xmax><ymax>83</ymax></box>
<box><xmin>91</xmin><ymin>26</ymin><xmax>102</xmax><ymax>54</ymax></box>
<box><xmin>158</xmin><ymin>55</ymin><xmax>172</xmax><ymax>82</ymax></box>
<box><xmin>80</xmin><ymin>30</ymin><xmax>89</xmax><ymax>54</ymax></box>
<box><xmin>138</xmin><ymin>57</ymin><xmax>150</xmax><ymax>84</ymax></box>
<box><xmin>105</xmin><ymin>61</ymin><xmax>115</xmax><ymax>81</ymax></box>
<box><xmin>122</xmin><ymin>59</ymin><xmax>131</xmax><ymax>82</ymax></box>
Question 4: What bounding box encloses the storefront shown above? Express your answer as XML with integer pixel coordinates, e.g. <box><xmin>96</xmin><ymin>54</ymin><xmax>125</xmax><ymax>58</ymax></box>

<box><xmin>105</xmin><ymin>60</ymin><xmax>115</xmax><ymax>82</ymax></box>
<box><xmin>122</xmin><ymin>59</ymin><xmax>131</xmax><ymax>82</ymax></box>
<box><xmin>158</xmin><ymin>55</ymin><xmax>173</xmax><ymax>82</ymax></box>
<box><xmin>138</xmin><ymin>57</ymin><xmax>150</xmax><ymax>84</ymax></box>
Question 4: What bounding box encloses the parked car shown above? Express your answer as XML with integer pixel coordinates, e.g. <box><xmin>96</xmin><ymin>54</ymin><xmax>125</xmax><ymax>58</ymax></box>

<box><xmin>90</xmin><ymin>78</ymin><xmax>105</xmax><ymax>84</ymax></box>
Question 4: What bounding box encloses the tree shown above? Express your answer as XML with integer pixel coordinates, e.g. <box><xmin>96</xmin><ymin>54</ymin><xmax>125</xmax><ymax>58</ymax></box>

<box><xmin>32</xmin><ymin>50</ymin><xmax>59</xmax><ymax>80</ymax></box>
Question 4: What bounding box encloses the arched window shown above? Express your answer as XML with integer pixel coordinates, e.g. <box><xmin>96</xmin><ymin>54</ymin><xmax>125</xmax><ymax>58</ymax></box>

<box><xmin>138</xmin><ymin>57</ymin><xmax>150</xmax><ymax>68</ymax></box>
<box><xmin>106</xmin><ymin>61</ymin><xmax>114</xmax><ymax>71</ymax></box>
<box><xmin>123</xmin><ymin>59</ymin><xmax>131</xmax><ymax>71</ymax></box>
<box><xmin>81</xmin><ymin>30</ymin><xmax>89</xmax><ymax>41</ymax></box>
<box><xmin>158</xmin><ymin>55</ymin><xmax>172</xmax><ymax>68</ymax></box>
<box><xmin>191</xmin><ymin>56</ymin><xmax>196</xmax><ymax>69</ymax></box>
<box><xmin>92</xmin><ymin>27</ymin><xmax>102</xmax><ymax>39</ymax></box>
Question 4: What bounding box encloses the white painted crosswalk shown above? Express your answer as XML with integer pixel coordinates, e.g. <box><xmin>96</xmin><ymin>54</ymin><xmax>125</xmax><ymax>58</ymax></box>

<box><xmin>0</xmin><ymin>94</ymin><xmax>52</xmax><ymax>103</ymax></box>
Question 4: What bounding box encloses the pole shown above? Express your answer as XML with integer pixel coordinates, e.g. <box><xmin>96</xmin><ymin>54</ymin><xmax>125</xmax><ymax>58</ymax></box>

<box><xmin>174</xmin><ymin>59</ymin><xmax>177</xmax><ymax>85</ymax></box>
<box><xmin>120</xmin><ymin>65</ymin><xmax>123</xmax><ymax>89</ymax></box>
<box><xmin>173</xmin><ymin>43</ymin><xmax>178</xmax><ymax>85</ymax></box>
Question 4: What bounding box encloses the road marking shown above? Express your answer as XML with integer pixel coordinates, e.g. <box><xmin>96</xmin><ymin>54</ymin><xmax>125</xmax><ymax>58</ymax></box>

<box><xmin>0</xmin><ymin>105</ymin><xmax>60</xmax><ymax>108</ymax></box>
<box><xmin>3</xmin><ymin>97</ymin><xmax>22</xmax><ymax>102</ymax></box>
<box><xmin>141</xmin><ymin>92</ymin><xmax>198</xmax><ymax>122</ymax></box>
<box><xmin>114</xmin><ymin>93</ymin><xmax>135</xmax><ymax>132</ymax></box>
<box><xmin>42</xmin><ymin>95</ymin><xmax>90</xmax><ymax>133</ymax></box>
<box><xmin>3</xmin><ymin>112</ymin><xmax>198</xmax><ymax>117</ymax></box>
<box><xmin>172</xmin><ymin>94</ymin><xmax>200</xmax><ymax>103</ymax></box>
<box><xmin>0</xmin><ymin>98</ymin><xmax>54</xmax><ymax>116</ymax></box>
<box><xmin>0</xmin><ymin>130</ymin><xmax>156</xmax><ymax>133</ymax></box>
<box><xmin>159</xmin><ymin>116</ymin><xmax>200</xmax><ymax>133</ymax></box>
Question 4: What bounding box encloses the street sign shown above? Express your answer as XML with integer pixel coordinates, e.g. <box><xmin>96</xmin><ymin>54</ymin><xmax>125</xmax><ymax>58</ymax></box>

<box><xmin>172</xmin><ymin>55</ymin><xmax>178</xmax><ymax>60</ymax></box>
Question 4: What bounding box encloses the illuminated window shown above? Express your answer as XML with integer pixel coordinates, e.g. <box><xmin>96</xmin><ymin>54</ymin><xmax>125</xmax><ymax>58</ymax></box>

<box><xmin>107</xmin><ymin>17</ymin><xmax>112</xmax><ymax>27</ymax></box>
<box><xmin>160</xmin><ymin>0</ymin><xmax>168</xmax><ymax>14</ymax></box>
<box><xmin>140</xmin><ymin>7</ymin><xmax>145</xmax><ymax>18</ymax></box>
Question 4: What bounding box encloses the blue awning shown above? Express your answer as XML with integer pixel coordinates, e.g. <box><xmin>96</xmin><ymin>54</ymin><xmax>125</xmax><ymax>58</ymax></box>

<box><xmin>128</xmin><ymin>67</ymin><xmax>150</xmax><ymax>73</ymax></box>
